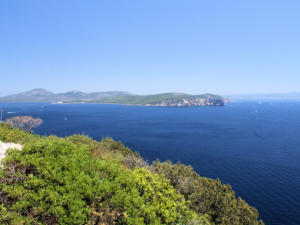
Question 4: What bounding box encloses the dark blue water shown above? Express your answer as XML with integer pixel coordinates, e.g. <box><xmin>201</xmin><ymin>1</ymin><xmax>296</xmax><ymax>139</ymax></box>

<box><xmin>0</xmin><ymin>102</ymin><xmax>299</xmax><ymax>225</ymax></box>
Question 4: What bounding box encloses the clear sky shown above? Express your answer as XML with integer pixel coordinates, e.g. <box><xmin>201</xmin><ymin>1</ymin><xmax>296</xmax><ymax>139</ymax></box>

<box><xmin>0</xmin><ymin>0</ymin><xmax>299</xmax><ymax>96</ymax></box>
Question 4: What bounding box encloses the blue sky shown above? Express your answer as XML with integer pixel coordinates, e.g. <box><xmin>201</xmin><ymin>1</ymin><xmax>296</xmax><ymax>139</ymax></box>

<box><xmin>0</xmin><ymin>0</ymin><xmax>299</xmax><ymax>96</ymax></box>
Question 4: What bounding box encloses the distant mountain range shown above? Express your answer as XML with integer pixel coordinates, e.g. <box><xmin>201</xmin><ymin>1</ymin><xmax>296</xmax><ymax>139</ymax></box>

<box><xmin>0</xmin><ymin>89</ymin><xmax>131</xmax><ymax>103</ymax></box>
<box><xmin>0</xmin><ymin>89</ymin><xmax>226</xmax><ymax>107</ymax></box>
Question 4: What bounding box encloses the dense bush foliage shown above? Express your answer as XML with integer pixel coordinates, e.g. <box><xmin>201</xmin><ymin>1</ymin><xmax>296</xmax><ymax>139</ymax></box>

<box><xmin>67</xmin><ymin>135</ymin><xmax>149</xmax><ymax>169</ymax></box>
<box><xmin>0</xmin><ymin>122</ymin><xmax>39</xmax><ymax>144</ymax></box>
<box><xmin>0</xmin><ymin>123</ymin><xmax>263</xmax><ymax>225</ymax></box>
<box><xmin>0</xmin><ymin>125</ymin><xmax>208</xmax><ymax>224</ymax></box>
<box><xmin>152</xmin><ymin>161</ymin><xmax>264</xmax><ymax>225</ymax></box>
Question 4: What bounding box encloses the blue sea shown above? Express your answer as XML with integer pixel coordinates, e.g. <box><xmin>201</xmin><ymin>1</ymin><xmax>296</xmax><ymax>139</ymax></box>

<box><xmin>0</xmin><ymin>101</ymin><xmax>299</xmax><ymax>225</ymax></box>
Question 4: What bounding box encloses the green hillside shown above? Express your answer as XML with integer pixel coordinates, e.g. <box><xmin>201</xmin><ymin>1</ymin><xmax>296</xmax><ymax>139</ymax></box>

<box><xmin>0</xmin><ymin>123</ymin><xmax>263</xmax><ymax>225</ymax></box>
<box><xmin>88</xmin><ymin>93</ymin><xmax>225</xmax><ymax>106</ymax></box>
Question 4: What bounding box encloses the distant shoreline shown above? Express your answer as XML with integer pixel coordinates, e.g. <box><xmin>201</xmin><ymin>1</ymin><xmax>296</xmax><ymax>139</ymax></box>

<box><xmin>0</xmin><ymin>89</ymin><xmax>226</xmax><ymax>107</ymax></box>
<box><xmin>53</xmin><ymin>101</ymin><xmax>226</xmax><ymax>107</ymax></box>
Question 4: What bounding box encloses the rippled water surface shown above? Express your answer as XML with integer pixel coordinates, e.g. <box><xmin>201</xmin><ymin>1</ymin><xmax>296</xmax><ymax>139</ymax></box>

<box><xmin>1</xmin><ymin>101</ymin><xmax>299</xmax><ymax>225</ymax></box>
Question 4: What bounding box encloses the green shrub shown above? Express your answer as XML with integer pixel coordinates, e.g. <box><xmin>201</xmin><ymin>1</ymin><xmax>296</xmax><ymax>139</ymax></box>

<box><xmin>98</xmin><ymin>137</ymin><xmax>138</xmax><ymax>157</ymax></box>
<box><xmin>152</xmin><ymin>161</ymin><xmax>264</xmax><ymax>225</ymax></box>
<box><xmin>0</xmin><ymin>125</ymin><xmax>262</xmax><ymax>225</ymax></box>
<box><xmin>0</xmin><ymin>139</ymin><xmax>96</xmax><ymax>224</ymax></box>
<box><xmin>0</xmin><ymin>138</ymin><xmax>204</xmax><ymax>224</ymax></box>
<box><xmin>0</xmin><ymin>122</ymin><xmax>40</xmax><ymax>144</ymax></box>
<box><xmin>67</xmin><ymin>135</ymin><xmax>148</xmax><ymax>169</ymax></box>
<box><xmin>132</xmin><ymin>168</ymin><xmax>195</xmax><ymax>224</ymax></box>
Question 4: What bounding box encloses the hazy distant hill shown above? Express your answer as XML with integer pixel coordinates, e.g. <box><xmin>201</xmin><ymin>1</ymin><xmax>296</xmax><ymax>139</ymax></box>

<box><xmin>0</xmin><ymin>89</ymin><xmax>131</xmax><ymax>103</ymax></box>
<box><xmin>227</xmin><ymin>92</ymin><xmax>300</xmax><ymax>101</ymax></box>
<box><xmin>0</xmin><ymin>89</ymin><xmax>226</xmax><ymax>106</ymax></box>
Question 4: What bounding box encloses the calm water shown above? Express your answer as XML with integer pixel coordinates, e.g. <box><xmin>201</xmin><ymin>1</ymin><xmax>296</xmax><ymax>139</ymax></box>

<box><xmin>0</xmin><ymin>101</ymin><xmax>299</xmax><ymax>225</ymax></box>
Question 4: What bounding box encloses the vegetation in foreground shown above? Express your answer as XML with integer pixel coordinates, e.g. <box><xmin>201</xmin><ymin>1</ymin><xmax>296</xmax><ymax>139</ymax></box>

<box><xmin>0</xmin><ymin>123</ymin><xmax>264</xmax><ymax>224</ymax></box>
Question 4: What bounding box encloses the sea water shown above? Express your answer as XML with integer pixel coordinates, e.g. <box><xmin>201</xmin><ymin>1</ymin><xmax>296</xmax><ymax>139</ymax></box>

<box><xmin>0</xmin><ymin>101</ymin><xmax>299</xmax><ymax>225</ymax></box>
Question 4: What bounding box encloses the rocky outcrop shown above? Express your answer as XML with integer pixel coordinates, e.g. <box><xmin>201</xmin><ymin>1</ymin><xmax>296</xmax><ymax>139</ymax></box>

<box><xmin>0</xmin><ymin>141</ymin><xmax>22</xmax><ymax>161</ymax></box>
